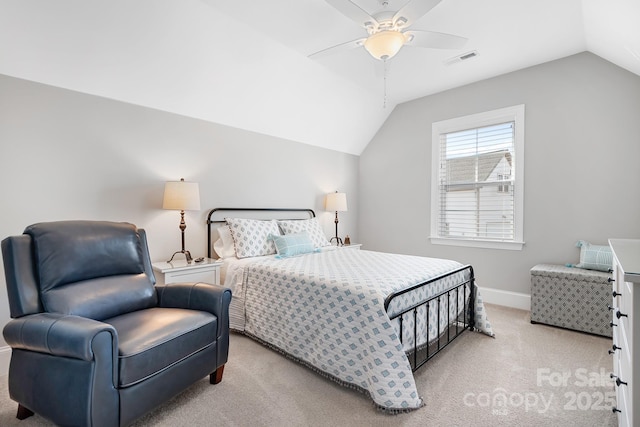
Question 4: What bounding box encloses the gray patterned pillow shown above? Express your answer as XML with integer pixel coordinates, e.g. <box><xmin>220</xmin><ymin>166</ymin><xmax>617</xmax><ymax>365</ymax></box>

<box><xmin>225</xmin><ymin>218</ymin><xmax>280</xmax><ymax>259</ymax></box>
<box><xmin>278</xmin><ymin>218</ymin><xmax>331</xmax><ymax>248</ymax></box>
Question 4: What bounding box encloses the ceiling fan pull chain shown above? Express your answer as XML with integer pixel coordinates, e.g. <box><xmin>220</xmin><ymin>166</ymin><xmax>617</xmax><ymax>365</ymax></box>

<box><xmin>383</xmin><ymin>59</ymin><xmax>388</xmax><ymax>108</ymax></box>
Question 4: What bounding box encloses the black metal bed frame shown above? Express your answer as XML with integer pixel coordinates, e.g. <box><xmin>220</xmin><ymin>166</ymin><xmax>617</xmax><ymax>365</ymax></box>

<box><xmin>206</xmin><ymin>207</ymin><xmax>475</xmax><ymax>373</ymax></box>
<box><xmin>385</xmin><ymin>265</ymin><xmax>475</xmax><ymax>372</ymax></box>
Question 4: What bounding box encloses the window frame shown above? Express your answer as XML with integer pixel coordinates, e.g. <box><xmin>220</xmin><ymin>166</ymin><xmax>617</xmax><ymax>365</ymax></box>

<box><xmin>430</xmin><ymin>104</ymin><xmax>525</xmax><ymax>250</ymax></box>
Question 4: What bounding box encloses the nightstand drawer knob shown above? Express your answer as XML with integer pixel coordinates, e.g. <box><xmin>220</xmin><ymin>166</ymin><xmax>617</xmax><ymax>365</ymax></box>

<box><xmin>610</xmin><ymin>321</ymin><xmax>617</xmax><ymax>328</ymax></box>
<box><xmin>609</xmin><ymin>345</ymin><xmax>621</xmax><ymax>355</ymax></box>
<box><xmin>608</xmin><ymin>277</ymin><xmax>615</xmax><ymax>283</ymax></box>
<box><xmin>612</xmin><ymin>291</ymin><xmax>621</xmax><ymax>297</ymax></box>
<box><xmin>612</xmin><ymin>407</ymin><xmax>622</xmax><ymax>413</ymax></box>
<box><xmin>608</xmin><ymin>304</ymin><xmax>614</xmax><ymax>311</ymax></box>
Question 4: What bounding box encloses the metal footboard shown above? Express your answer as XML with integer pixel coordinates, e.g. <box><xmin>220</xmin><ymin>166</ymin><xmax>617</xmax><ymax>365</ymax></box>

<box><xmin>384</xmin><ymin>265</ymin><xmax>475</xmax><ymax>372</ymax></box>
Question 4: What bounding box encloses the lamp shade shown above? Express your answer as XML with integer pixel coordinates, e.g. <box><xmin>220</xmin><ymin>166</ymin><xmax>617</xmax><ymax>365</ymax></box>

<box><xmin>325</xmin><ymin>192</ymin><xmax>348</xmax><ymax>212</ymax></box>
<box><xmin>364</xmin><ymin>30</ymin><xmax>407</xmax><ymax>60</ymax></box>
<box><xmin>163</xmin><ymin>179</ymin><xmax>201</xmax><ymax>211</ymax></box>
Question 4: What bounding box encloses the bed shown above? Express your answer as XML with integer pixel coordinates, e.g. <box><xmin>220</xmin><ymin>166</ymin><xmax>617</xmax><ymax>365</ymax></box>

<box><xmin>207</xmin><ymin>208</ymin><xmax>494</xmax><ymax>411</ymax></box>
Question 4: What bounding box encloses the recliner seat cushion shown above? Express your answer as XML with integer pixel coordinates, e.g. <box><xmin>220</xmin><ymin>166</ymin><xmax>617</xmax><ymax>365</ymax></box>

<box><xmin>105</xmin><ymin>307</ymin><xmax>217</xmax><ymax>387</ymax></box>
<box><xmin>44</xmin><ymin>274</ymin><xmax>156</xmax><ymax>320</ymax></box>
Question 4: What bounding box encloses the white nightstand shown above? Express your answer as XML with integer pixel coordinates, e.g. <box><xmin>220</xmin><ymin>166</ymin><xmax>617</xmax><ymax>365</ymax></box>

<box><xmin>152</xmin><ymin>258</ymin><xmax>223</xmax><ymax>286</ymax></box>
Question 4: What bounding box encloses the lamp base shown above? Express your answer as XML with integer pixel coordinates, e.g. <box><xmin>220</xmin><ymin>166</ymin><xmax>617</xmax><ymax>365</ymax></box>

<box><xmin>167</xmin><ymin>209</ymin><xmax>194</xmax><ymax>264</ymax></box>
<box><xmin>167</xmin><ymin>249</ymin><xmax>193</xmax><ymax>264</ymax></box>
<box><xmin>330</xmin><ymin>236</ymin><xmax>343</xmax><ymax>247</ymax></box>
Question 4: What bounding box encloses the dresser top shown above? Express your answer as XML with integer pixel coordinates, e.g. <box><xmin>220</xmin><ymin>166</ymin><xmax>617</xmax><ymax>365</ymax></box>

<box><xmin>609</xmin><ymin>238</ymin><xmax>640</xmax><ymax>282</ymax></box>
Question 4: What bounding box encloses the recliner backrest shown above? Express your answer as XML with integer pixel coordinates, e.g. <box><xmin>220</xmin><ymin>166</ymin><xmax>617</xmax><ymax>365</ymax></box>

<box><xmin>25</xmin><ymin>221</ymin><xmax>144</xmax><ymax>291</ymax></box>
<box><xmin>10</xmin><ymin>221</ymin><xmax>158</xmax><ymax>320</ymax></box>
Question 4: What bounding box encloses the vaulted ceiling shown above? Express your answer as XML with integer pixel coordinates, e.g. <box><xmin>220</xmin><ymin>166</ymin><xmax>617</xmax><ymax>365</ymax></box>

<box><xmin>1</xmin><ymin>0</ymin><xmax>638</xmax><ymax>155</ymax></box>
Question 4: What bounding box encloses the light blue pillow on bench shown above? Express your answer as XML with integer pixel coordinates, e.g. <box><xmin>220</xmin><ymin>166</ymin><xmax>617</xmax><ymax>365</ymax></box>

<box><xmin>567</xmin><ymin>240</ymin><xmax>612</xmax><ymax>272</ymax></box>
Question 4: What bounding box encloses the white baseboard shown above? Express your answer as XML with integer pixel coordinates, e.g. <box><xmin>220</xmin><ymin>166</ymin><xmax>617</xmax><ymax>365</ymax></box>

<box><xmin>478</xmin><ymin>286</ymin><xmax>531</xmax><ymax>311</ymax></box>
<box><xmin>0</xmin><ymin>346</ymin><xmax>11</xmax><ymax>376</ymax></box>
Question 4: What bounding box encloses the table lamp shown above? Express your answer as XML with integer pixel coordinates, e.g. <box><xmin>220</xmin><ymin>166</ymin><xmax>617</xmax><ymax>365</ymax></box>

<box><xmin>163</xmin><ymin>178</ymin><xmax>200</xmax><ymax>263</ymax></box>
<box><xmin>325</xmin><ymin>191</ymin><xmax>348</xmax><ymax>246</ymax></box>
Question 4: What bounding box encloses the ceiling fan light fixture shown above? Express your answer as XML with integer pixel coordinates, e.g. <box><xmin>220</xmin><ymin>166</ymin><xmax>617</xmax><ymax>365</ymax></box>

<box><xmin>364</xmin><ymin>30</ymin><xmax>406</xmax><ymax>60</ymax></box>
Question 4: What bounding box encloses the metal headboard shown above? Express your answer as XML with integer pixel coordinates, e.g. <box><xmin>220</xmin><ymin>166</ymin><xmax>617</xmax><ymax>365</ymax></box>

<box><xmin>206</xmin><ymin>208</ymin><xmax>316</xmax><ymax>259</ymax></box>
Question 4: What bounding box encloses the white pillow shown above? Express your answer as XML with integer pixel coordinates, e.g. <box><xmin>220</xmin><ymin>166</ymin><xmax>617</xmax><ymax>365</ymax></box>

<box><xmin>278</xmin><ymin>218</ymin><xmax>331</xmax><ymax>248</ymax></box>
<box><xmin>225</xmin><ymin>218</ymin><xmax>280</xmax><ymax>259</ymax></box>
<box><xmin>213</xmin><ymin>224</ymin><xmax>236</xmax><ymax>259</ymax></box>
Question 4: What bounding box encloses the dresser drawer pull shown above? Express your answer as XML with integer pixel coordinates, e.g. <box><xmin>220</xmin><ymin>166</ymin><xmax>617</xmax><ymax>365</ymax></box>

<box><xmin>608</xmin><ymin>345</ymin><xmax>622</xmax><ymax>355</ymax></box>
<box><xmin>612</xmin><ymin>407</ymin><xmax>622</xmax><ymax>413</ymax></box>
<box><xmin>608</xmin><ymin>277</ymin><xmax>615</xmax><ymax>283</ymax></box>
<box><xmin>610</xmin><ymin>321</ymin><xmax>617</xmax><ymax>328</ymax></box>
<box><xmin>616</xmin><ymin>310</ymin><xmax>628</xmax><ymax>319</ymax></box>
<box><xmin>608</xmin><ymin>304</ymin><xmax>614</xmax><ymax>311</ymax></box>
<box><xmin>610</xmin><ymin>373</ymin><xmax>628</xmax><ymax>387</ymax></box>
<box><xmin>612</xmin><ymin>291</ymin><xmax>621</xmax><ymax>297</ymax></box>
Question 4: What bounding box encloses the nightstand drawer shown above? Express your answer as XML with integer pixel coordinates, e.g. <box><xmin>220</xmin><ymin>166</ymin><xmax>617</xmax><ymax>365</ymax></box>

<box><xmin>163</xmin><ymin>268</ymin><xmax>218</xmax><ymax>285</ymax></box>
<box><xmin>152</xmin><ymin>258</ymin><xmax>222</xmax><ymax>286</ymax></box>
<box><xmin>341</xmin><ymin>243</ymin><xmax>362</xmax><ymax>250</ymax></box>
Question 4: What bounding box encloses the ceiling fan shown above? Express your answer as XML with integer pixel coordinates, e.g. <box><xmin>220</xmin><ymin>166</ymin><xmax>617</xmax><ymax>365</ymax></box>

<box><xmin>310</xmin><ymin>0</ymin><xmax>467</xmax><ymax>61</ymax></box>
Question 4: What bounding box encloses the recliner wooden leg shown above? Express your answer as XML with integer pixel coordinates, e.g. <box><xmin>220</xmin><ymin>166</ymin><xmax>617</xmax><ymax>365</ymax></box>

<box><xmin>16</xmin><ymin>404</ymin><xmax>34</xmax><ymax>420</ymax></box>
<box><xmin>210</xmin><ymin>365</ymin><xmax>225</xmax><ymax>384</ymax></box>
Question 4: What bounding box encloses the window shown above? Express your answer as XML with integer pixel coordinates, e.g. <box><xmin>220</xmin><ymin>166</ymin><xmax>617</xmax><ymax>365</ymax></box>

<box><xmin>430</xmin><ymin>105</ymin><xmax>525</xmax><ymax>250</ymax></box>
<box><xmin>497</xmin><ymin>173</ymin><xmax>510</xmax><ymax>193</ymax></box>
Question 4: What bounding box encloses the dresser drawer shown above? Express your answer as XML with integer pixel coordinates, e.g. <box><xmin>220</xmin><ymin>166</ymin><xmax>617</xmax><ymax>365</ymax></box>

<box><xmin>621</xmin><ymin>281</ymin><xmax>634</xmax><ymax>337</ymax></box>
<box><xmin>616</xmin><ymin>383</ymin><xmax>631</xmax><ymax>427</ymax></box>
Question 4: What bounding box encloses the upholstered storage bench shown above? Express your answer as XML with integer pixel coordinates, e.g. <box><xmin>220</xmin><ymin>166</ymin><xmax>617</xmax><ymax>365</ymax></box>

<box><xmin>530</xmin><ymin>264</ymin><xmax>612</xmax><ymax>337</ymax></box>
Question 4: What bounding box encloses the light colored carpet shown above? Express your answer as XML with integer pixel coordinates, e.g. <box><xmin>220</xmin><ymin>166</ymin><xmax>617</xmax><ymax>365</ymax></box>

<box><xmin>0</xmin><ymin>304</ymin><xmax>618</xmax><ymax>426</ymax></box>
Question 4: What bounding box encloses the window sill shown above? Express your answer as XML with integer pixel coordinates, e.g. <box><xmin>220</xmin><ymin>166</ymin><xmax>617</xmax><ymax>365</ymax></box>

<box><xmin>429</xmin><ymin>237</ymin><xmax>525</xmax><ymax>251</ymax></box>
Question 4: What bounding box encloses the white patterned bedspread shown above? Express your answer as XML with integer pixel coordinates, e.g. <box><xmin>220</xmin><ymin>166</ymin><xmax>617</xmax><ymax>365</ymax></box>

<box><xmin>230</xmin><ymin>249</ymin><xmax>493</xmax><ymax>410</ymax></box>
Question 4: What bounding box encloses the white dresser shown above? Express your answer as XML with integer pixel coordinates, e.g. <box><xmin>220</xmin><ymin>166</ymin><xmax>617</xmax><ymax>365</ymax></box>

<box><xmin>609</xmin><ymin>239</ymin><xmax>640</xmax><ymax>427</ymax></box>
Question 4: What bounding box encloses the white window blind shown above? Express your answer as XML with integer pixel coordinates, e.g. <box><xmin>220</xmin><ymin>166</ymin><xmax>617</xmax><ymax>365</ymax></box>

<box><xmin>431</xmin><ymin>105</ymin><xmax>524</xmax><ymax>250</ymax></box>
<box><xmin>439</xmin><ymin>122</ymin><xmax>515</xmax><ymax>240</ymax></box>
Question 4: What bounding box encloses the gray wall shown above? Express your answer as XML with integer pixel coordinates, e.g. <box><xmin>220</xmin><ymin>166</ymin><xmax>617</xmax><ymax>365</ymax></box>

<box><xmin>359</xmin><ymin>52</ymin><xmax>640</xmax><ymax>296</ymax></box>
<box><xmin>2</xmin><ymin>51</ymin><xmax>639</xmax><ymax>349</ymax></box>
<box><xmin>0</xmin><ymin>74</ymin><xmax>359</xmax><ymax>347</ymax></box>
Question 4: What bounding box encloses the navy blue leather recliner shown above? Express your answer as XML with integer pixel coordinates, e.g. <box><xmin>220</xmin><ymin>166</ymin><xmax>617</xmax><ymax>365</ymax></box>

<box><xmin>1</xmin><ymin>220</ymin><xmax>231</xmax><ymax>426</ymax></box>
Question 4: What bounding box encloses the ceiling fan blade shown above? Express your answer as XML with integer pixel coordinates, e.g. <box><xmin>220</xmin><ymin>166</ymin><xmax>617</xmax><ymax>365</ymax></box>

<box><xmin>308</xmin><ymin>37</ymin><xmax>366</xmax><ymax>59</ymax></box>
<box><xmin>325</xmin><ymin>0</ymin><xmax>378</xmax><ymax>30</ymax></box>
<box><xmin>404</xmin><ymin>30</ymin><xmax>467</xmax><ymax>49</ymax></box>
<box><xmin>393</xmin><ymin>0</ymin><xmax>443</xmax><ymax>28</ymax></box>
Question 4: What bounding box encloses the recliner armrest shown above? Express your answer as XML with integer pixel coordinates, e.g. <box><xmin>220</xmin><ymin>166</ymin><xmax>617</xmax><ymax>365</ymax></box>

<box><xmin>156</xmin><ymin>282</ymin><xmax>232</xmax><ymax>337</ymax></box>
<box><xmin>3</xmin><ymin>312</ymin><xmax>117</xmax><ymax>362</ymax></box>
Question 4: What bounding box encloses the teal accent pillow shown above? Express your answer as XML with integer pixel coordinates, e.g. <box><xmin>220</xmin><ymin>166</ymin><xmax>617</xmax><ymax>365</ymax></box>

<box><xmin>269</xmin><ymin>232</ymin><xmax>318</xmax><ymax>258</ymax></box>
<box><xmin>569</xmin><ymin>240</ymin><xmax>612</xmax><ymax>272</ymax></box>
